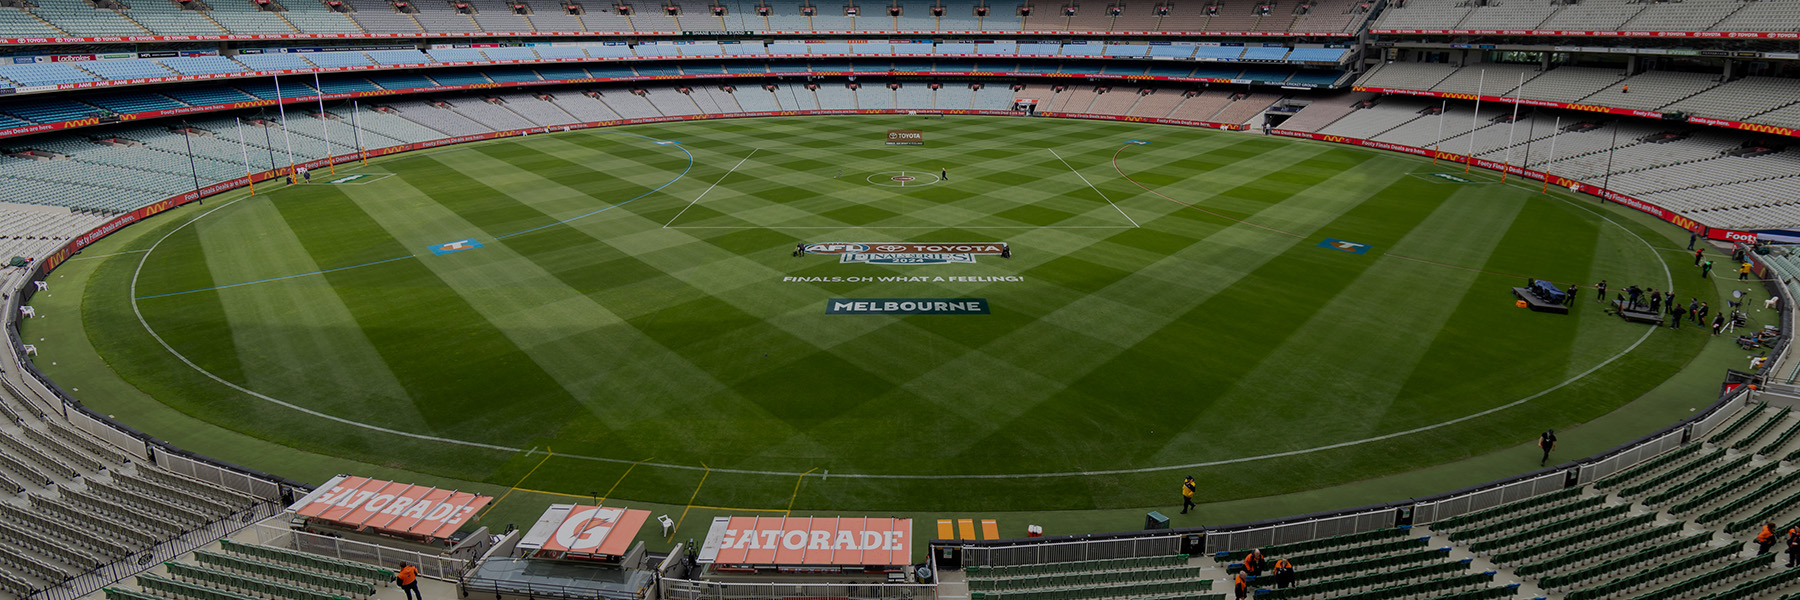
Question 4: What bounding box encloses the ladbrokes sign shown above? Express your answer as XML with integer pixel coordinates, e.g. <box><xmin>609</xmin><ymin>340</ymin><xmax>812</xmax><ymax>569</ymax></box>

<box><xmin>885</xmin><ymin>129</ymin><xmax>924</xmax><ymax>145</ymax></box>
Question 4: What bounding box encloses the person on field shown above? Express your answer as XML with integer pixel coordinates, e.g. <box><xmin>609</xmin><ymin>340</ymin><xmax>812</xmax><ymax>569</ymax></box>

<box><xmin>940</xmin><ymin>167</ymin><xmax>949</xmax><ymax>181</ymax></box>
<box><xmin>1538</xmin><ymin>430</ymin><xmax>1556</xmax><ymax>467</ymax></box>
<box><xmin>1565</xmin><ymin>284</ymin><xmax>1578</xmax><ymax>306</ymax></box>
<box><xmin>397</xmin><ymin>563</ymin><xmax>421</xmax><ymax>600</ymax></box>
<box><xmin>1233</xmin><ymin>572</ymin><xmax>1249</xmax><ymax>600</ymax></box>
<box><xmin>1758</xmin><ymin>523</ymin><xmax>1778</xmax><ymax>555</ymax></box>
<box><xmin>1595</xmin><ymin>280</ymin><xmax>1608</xmax><ymax>303</ymax></box>
<box><xmin>1274</xmin><ymin>558</ymin><xmax>1296</xmax><ymax>589</ymax></box>
<box><xmin>1649</xmin><ymin>291</ymin><xmax>1662</xmax><ymax>313</ymax></box>
<box><xmin>1689</xmin><ymin>299</ymin><xmax>1701</xmax><ymax>324</ymax></box>
<box><xmin>1626</xmin><ymin>285</ymin><xmax>1642</xmax><ymax>307</ymax></box>
<box><xmin>1698</xmin><ymin>302</ymin><xmax>1711</xmax><ymax>325</ymax></box>
<box><xmin>1713</xmin><ymin>314</ymin><xmax>1728</xmax><ymax>336</ymax></box>
<box><xmin>1689</xmin><ymin>231</ymin><xmax>1698</xmax><ymax>250</ymax></box>
<box><xmin>1696</xmin><ymin>248</ymin><xmax>1706</xmax><ymax>266</ymax></box>
<box><xmin>1786</xmin><ymin>528</ymin><xmax>1800</xmax><ymax>567</ymax></box>
<box><xmin>1181</xmin><ymin>476</ymin><xmax>1197</xmax><ymax>514</ymax></box>
<box><xmin>1741</xmin><ymin>262</ymin><xmax>1754</xmax><ymax>281</ymax></box>
<box><xmin>1243</xmin><ymin>548</ymin><xmax>1266</xmax><ymax>577</ymax></box>
<box><xmin>1703</xmin><ymin>260</ymin><xmax>1714</xmax><ymax>279</ymax></box>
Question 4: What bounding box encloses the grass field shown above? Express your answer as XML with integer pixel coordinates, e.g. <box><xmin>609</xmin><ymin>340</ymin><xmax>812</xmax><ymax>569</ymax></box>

<box><xmin>46</xmin><ymin>115</ymin><xmax>1723</xmax><ymax>514</ymax></box>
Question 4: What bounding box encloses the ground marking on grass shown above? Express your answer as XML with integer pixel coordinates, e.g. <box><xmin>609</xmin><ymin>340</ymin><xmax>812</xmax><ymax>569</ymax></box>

<box><xmin>1110</xmin><ymin>144</ymin><xmax>1301</xmax><ymax>238</ymax></box>
<box><xmin>663</xmin><ymin>148</ymin><xmax>758</xmax><ymax>228</ymax></box>
<box><xmin>134</xmin><ymin>255</ymin><xmax>417</xmax><ymax>300</ymax></box>
<box><xmin>482</xmin><ymin>446</ymin><xmax>552</xmax><ymax>518</ymax></box>
<box><xmin>665</xmin><ymin>225</ymin><xmax>1138</xmax><ymax>230</ymax></box>
<box><xmin>128</xmin><ymin>182</ymin><xmax>521</xmax><ymax>453</ymax></box>
<box><xmin>1049</xmin><ymin>148</ymin><xmax>1139</xmax><ymax>228</ymax></box>
<box><xmin>786</xmin><ymin>467</ymin><xmax>818</xmax><ymax>515</ymax></box>
<box><xmin>671</xmin><ymin>463</ymin><xmax>709</xmax><ymax>539</ymax></box>
<box><xmin>599</xmin><ymin>456</ymin><xmax>655</xmax><ymax>503</ymax></box>
<box><xmin>497</xmin><ymin>132</ymin><xmax>695</xmax><ymax>239</ymax></box>
<box><xmin>119</xmin><ymin>130</ymin><xmax>1681</xmax><ymax>480</ymax></box>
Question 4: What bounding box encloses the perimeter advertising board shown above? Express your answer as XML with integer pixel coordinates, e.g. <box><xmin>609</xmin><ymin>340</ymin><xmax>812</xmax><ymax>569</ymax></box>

<box><xmin>287</xmin><ymin>475</ymin><xmax>491</xmax><ymax>540</ymax></box>
<box><xmin>698</xmin><ymin>516</ymin><xmax>911</xmax><ymax>568</ymax></box>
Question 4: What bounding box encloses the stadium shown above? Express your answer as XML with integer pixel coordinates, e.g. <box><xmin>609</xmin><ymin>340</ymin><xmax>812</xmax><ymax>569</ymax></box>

<box><xmin>3</xmin><ymin>0</ymin><xmax>1800</xmax><ymax>599</ymax></box>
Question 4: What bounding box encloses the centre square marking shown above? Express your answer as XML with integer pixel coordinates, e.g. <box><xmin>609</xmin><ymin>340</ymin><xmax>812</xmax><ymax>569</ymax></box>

<box><xmin>866</xmin><ymin>170</ymin><xmax>941</xmax><ymax>188</ymax></box>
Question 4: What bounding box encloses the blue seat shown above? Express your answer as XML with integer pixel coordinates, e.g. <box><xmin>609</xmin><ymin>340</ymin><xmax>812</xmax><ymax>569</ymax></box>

<box><xmin>4</xmin><ymin>99</ymin><xmax>102</xmax><ymax>123</ymax></box>
<box><xmin>313</xmin><ymin>76</ymin><xmax>381</xmax><ymax>94</ymax></box>
<box><xmin>366</xmin><ymin>73</ymin><xmax>435</xmax><ymax>89</ymax></box>
<box><xmin>163</xmin><ymin>86</ymin><xmax>257</xmax><ymax>106</ymax></box>
<box><xmin>157</xmin><ymin>56</ymin><xmax>250</xmax><ymax>76</ymax></box>
<box><xmin>484</xmin><ymin>68</ymin><xmax>542</xmax><ymax>82</ymax></box>
<box><xmin>85</xmin><ymin>92</ymin><xmax>187</xmax><ymax>114</ymax></box>
<box><xmin>427</xmin><ymin>71</ymin><xmax>491</xmax><ymax>86</ymax></box>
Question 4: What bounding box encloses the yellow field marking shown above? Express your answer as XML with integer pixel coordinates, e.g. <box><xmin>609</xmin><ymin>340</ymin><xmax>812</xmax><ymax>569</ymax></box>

<box><xmin>599</xmin><ymin>457</ymin><xmax>654</xmax><ymax>503</ymax></box>
<box><xmin>481</xmin><ymin>447</ymin><xmax>552</xmax><ymax>518</ymax></box>
<box><xmin>785</xmin><ymin>468</ymin><xmax>818</xmax><ymax>516</ymax></box>
<box><xmin>670</xmin><ymin>462</ymin><xmax>709</xmax><ymax>540</ymax></box>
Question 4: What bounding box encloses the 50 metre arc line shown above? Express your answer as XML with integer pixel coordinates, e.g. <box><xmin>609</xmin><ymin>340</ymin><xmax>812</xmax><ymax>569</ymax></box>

<box><xmin>121</xmin><ymin>131</ymin><xmax>1673</xmax><ymax>481</ymax></box>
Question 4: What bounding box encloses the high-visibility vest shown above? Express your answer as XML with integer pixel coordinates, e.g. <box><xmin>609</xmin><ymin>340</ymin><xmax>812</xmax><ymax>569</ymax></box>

<box><xmin>1182</xmin><ymin>482</ymin><xmax>1196</xmax><ymax>498</ymax></box>
<box><xmin>1759</xmin><ymin>526</ymin><xmax>1775</xmax><ymax>544</ymax></box>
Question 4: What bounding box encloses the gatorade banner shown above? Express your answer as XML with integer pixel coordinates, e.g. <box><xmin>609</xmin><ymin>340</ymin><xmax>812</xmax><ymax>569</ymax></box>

<box><xmin>698</xmin><ymin>516</ymin><xmax>911</xmax><ymax>567</ymax></box>
<box><xmin>288</xmin><ymin>475</ymin><xmax>491</xmax><ymax>540</ymax></box>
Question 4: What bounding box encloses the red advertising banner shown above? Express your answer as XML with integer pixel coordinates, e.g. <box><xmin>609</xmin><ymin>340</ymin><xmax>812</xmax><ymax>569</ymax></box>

<box><xmin>0</xmin><ymin>30</ymin><xmax>1354</xmax><ymax>46</ymax></box>
<box><xmin>1372</xmin><ymin>28</ymin><xmax>1800</xmax><ymax>39</ymax></box>
<box><xmin>1684</xmin><ymin>115</ymin><xmax>1799</xmax><ymax>139</ymax></box>
<box><xmin>1269</xmin><ymin>129</ymin><xmax>1733</xmax><ymax>239</ymax></box>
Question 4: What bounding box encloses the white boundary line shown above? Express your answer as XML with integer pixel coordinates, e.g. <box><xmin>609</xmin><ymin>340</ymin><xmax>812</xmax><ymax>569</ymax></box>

<box><xmin>662</xmin><ymin>148</ymin><xmax>758</xmax><ymax>229</ymax></box>
<box><xmin>113</xmin><ymin>135</ymin><xmax>1677</xmax><ymax>481</ymax></box>
<box><xmin>1049</xmin><ymin>148</ymin><xmax>1140</xmax><ymax>228</ymax></box>
<box><xmin>663</xmin><ymin>226</ymin><xmax>1140</xmax><ymax>229</ymax></box>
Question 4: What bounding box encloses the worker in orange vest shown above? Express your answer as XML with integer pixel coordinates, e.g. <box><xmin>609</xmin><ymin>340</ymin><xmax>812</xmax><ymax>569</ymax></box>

<box><xmin>1274</xmin><ymin>558</ymin><xmax>1296</xmax><ymax>588</ymax></box>
<box><xmin>1243</xmin><ymin>548</ymin><xmax>1265</xmax><ymax>577</ymax></box>
<box><xmin>1758</xmin><ymin>523</ymin><xmax>1779</xmax><ymax>555</ymax></box>
<box><xmin>396</xmin><ymin>562</ymin><xmax>421</xmax><ymax>600</ymax></box>
<box><xmin>1233</xmin><ymin>572</ymin><xmax>1249</xmax><ymax>600</ymax></box>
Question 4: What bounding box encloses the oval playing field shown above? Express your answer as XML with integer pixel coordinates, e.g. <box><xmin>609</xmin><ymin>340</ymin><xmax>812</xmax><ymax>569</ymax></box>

<box><xmin>67</xmin><ymin>115</ymin><xmax>1707</xmax><ymax>512</ymax></box>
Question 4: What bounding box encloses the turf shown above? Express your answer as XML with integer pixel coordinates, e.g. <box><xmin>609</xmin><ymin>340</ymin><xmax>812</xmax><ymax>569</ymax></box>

<box><xmin>53</xmin><ymin>115</ymin><xmax>1715</xmax><ymax>512</ymax></box>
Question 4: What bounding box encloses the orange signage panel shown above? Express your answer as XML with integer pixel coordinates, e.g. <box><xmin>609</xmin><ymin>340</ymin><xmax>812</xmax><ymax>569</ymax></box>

<box><xmin>290</xmin><ymin>475</ymin><xmax>491</xmax><ymax>540</ymax></box>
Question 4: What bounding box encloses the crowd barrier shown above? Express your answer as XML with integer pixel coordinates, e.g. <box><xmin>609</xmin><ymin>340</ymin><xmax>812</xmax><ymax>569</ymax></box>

<box><xmin>247</xmin><ymin>522</ymin><xmax>471</xmax><ymax>580</ymax></box>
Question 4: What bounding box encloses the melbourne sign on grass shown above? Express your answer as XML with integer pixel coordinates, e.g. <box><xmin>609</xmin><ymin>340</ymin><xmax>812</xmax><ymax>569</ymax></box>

<box><xmin>826</xmin><ymin>298</ymin><xmax>990</xmax><ymax>314</ymax></box>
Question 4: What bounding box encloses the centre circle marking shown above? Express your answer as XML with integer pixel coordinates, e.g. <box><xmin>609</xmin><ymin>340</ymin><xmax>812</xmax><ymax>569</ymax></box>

<box><xmin>866</xmin><ymin>170</ymin><xmax>941</xmax><ymax>187</ymax></box>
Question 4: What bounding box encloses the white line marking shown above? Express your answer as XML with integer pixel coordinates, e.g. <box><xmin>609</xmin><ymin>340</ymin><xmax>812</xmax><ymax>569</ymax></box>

<box><xmin>664</xmin><ymin>226</ymin><xmax>1140</xmax><ymax>229</ymax></box>
<box><xmin>663</xmin><ymin>148</ymin><xmax>758</xmax><ymax>228</ymax></box>
<box><xmin>127</xmin><ymin>197</ymin><xmax>519</xmax><ymax>453</ymax></box>
<box><xmin>1049</xmin><ymin>148</ymin><xmax>1139</xmax><ymax>228</ymax></box>
<box><xmin>114</xmin><ymin>139</ymin><xmax>1677</xmax><ymax>481</ymax></box>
